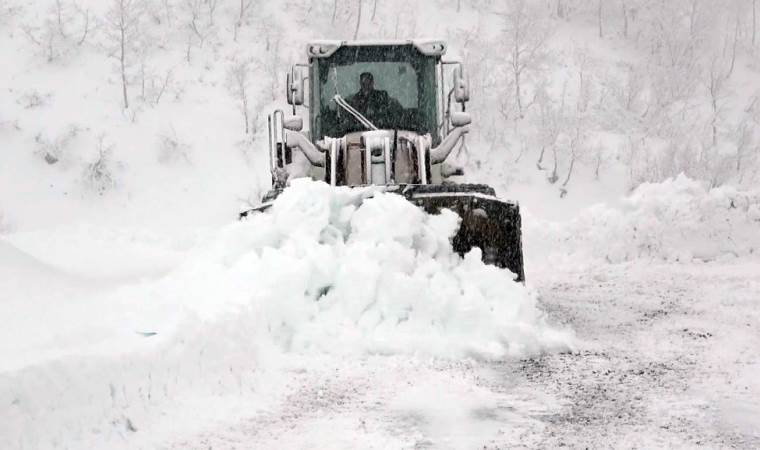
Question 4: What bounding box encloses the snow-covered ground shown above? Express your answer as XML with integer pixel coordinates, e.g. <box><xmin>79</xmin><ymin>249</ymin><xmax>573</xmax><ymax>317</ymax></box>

<box><xmin>2</xmin><ymin>176</ymin><xmax>759</xmax><ymax>449</ymax></box>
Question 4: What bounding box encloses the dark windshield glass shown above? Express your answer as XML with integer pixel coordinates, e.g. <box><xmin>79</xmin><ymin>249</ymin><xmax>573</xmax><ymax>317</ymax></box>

<box><xmin>313</xmin><ymin>46</ymin><xmax>438</xmax><ymax>142</ymax></box>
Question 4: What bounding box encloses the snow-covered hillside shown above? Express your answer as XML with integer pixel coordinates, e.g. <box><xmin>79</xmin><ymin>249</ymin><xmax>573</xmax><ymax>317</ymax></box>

<box><xmin>1</xmin><ymin>0</ymin><xmax>760</xmax><ymax>448</ymax></box>
<box><xmin>2</xmin><ymin>0</ymin><xmax>759</xmax><ymax>230</ymax></box>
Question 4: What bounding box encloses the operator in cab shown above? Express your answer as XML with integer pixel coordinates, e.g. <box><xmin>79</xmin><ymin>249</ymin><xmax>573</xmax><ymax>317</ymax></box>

<box><xmin>347</xmin><ymin>72</ymin><xmax>403</xmax><ymax>128</ymax></box>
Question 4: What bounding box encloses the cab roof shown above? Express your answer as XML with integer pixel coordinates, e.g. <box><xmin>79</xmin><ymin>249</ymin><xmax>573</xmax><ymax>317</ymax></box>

<box><xmin>306</xmin><ymin>39</ymin><xmax>447</xmax><ymax>59</ymax></box>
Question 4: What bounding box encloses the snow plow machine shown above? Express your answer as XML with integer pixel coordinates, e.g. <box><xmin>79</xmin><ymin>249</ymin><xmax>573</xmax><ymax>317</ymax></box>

<box><xmin>241</xmin><ymin>40</ymin><xmax>525</xmax><ymax>281</ymax></box>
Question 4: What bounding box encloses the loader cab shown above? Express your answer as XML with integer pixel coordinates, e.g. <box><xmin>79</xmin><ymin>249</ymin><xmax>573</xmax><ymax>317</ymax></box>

<box><xmin>310</xmin><ymin>43</ymin><xmax>441</xmax><ymax>145</ymax></box>
<box><xmin>270</xmin><ymin>39</ymin><xmax>471</xmax><ymax>188</ymax></box>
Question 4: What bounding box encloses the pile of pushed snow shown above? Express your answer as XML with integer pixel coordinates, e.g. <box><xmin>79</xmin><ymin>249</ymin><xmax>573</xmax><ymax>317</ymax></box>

<box><xmin>526</xmin><ymin>174</ymin><xmax>760</xmax><ymax>266</ymax></box>
<box><xmin>144</xmin><ymin>178</ymin><xmax>570</xmax><ymax>358</ymax></box>
<box><xmin>1</xmin><ymin>179</ymin><xmax>571</xmax><ymax>450</ymax></box>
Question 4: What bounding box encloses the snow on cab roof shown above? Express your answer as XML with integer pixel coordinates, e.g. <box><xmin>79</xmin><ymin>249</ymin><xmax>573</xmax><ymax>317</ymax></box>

<box><xmin>306</xmin><ymin>39</ymin><xmax>447</xmax><ymax>58</ymax></box>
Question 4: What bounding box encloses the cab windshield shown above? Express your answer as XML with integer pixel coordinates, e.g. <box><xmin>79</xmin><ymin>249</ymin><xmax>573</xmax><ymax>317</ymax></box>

<box><xmin>312</xmin><ymin>45</ymin><xmax>439</xmax><ymax>143</ymax></box>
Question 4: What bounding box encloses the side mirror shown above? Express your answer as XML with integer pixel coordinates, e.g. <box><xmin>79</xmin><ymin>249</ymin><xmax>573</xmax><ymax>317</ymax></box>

<box><xmin>450</xmin><ymin>112</ymin><xmax>471</xmax><ymax>128</ymax></box>
<box><xmin>286</xmin><ymin>66</ymin><xmax>305</xmax><ymax>106</ymax></box>
<box><xmin>283</xmin><ymin>115</ymin><xmax>303</xmax><ymax>131</ymax></box>
<box><xmin>452</xmin><ymin>65</ymin><xmax>470</xmax><ymax>103</ymax></box>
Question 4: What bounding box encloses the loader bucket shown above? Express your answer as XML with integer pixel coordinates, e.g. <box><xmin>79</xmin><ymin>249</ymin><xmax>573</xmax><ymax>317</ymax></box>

<box><xmin>241</xmin><ymin>183</ymin><xmax>525</xmax><ymax>282</ymax></box>
<box><xmin>391</xmin><ymin>184</ymin><xmax>525</xmax><ymax>282</ymax></box>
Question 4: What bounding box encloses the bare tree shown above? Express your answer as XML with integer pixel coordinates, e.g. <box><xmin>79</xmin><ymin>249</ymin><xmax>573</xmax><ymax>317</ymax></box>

<box><xmin>22</xmin><ymin>20</ymin><xmax>59</xmax><ymax>62</ymax></box>
<box><xmin>706</xmin><ymin>55</ymin><xmax>728</xmax><ymax>147</ymax></box>
<box><xmin>592</xmin><ymin>143</ymin><xmax>605</xmax><ymax>180</ymax></box>
<box><xmin>560</xmin><ymin>115</ymin><xmax>587</xmax><ymax>197</ymax></box>
<box><xmin>83</xmin><ymin>135</ymin><xmax>116</xmax><ymax>195</ymax></box>
<box><xmin>574</xmin><ymin>46</ymin><xmax>591</xmax><ymax>113</ymax></box>
<box><xmin>735</xmin><ymin>94</ymin><xmax>759</xmax><ymax>181</ymax></box>
<box><xmin>501</xmin><ymin>0</ymin><xmax>551</xmax><ymax>118</ymax></box>
<box><xmin>233</xmin><ymin>0</ymin><xmax>254</xmax><ymax>42</ymax></box>
<box><xmin>597</xmin><ymin>0</ymin><xmax>603</xmax><ymax>38</ymax></box>
<box><xmin>22</xmin><ymin>0</ymin><xmax>90</xmax><ymax>62</ymax></box>
<box><xmin>183</xmin><ymin>0</ymin><xmax>215</xmax><ymax>58</ymax></box>
<box><xmin>161</xmin><ymin>0</ymin><xmax>174</xmax><ymax>26</ymax></box>
<box><xmin>734</xmin><ymin>118</ymin><xmax>752</xmax><ymax>178</ymax></box>
<box><xmin>152</xmin><ymin>69</ymin><xmax>173</xmax><ymax>105</ymax></box>
<box><xmin>55</xmin><ymin>0</ymin><xmax>67</xmax><ymax>37</ymax></box>
<box><xmin>105</xmin><ymin>0</ymin><xmax>145</xmax><ymax>109</ymax></box>
<box><xmin>75</xmin><ymin>4</ymin><xmax>90</xmax><ymax>45</ymax></box>
<box><xmin>534</xmin><ymin>84</ymin><xmax>562</xmax><ymax>174</ymax></box>
<box><xmin>227</xmin><ymin>59</ymin><xmax>252</xmax><ymax>134</ymax></box>
<box><xmin>536</xmin><ymin>79</ymin><xmax>568</xmax><ymax>184</ymax></box>
<box><xmin>753</xmin><ymin>0</ymin><xmax>757</xmax><ymax>48</ymax></box>
<box><xmin>621</xmin><ymin>63</ymin><xmax>645</xmax><ymax>113</ymax></box>
<box><xmin>188</xmin><ymin>1</ymin><xmax>207</xmax><ymax>47</ymax></box>
<box><xmin>206</xmin><ymin>0</ymin><xmax>218</xmax><ymax>25</ymax></box>
<box><xmin>353</xmin><ymin>0</ymin><xmax>363</xmax><ymax>40</ymax></box>
<box><xmin>621</xmin><ymin>0</ymin><xmax>628</xmax><ymax>38</ymax></box>
<box><xmin>726</xmin><ymin>10</ymin><xmax>740</xmax><ymax>78</ymax></box>
<box><xmin>684</xmin><ymin>0</ymin><xmax>706</xmax><ymax>38</ymax></box>
<box><xmin>137</xmin><ymin>46</ymin><xmax>174</xmax><ymax>106</ymax></box>
<box><xmin>633</xmin><ymin>2</ymin><xmax>706</xmax><ymax>137</ymax></box>
<box><xmin>265</xmin><ymin>35</ymin><xmax>283</xmax><ymax>100</ymax></box>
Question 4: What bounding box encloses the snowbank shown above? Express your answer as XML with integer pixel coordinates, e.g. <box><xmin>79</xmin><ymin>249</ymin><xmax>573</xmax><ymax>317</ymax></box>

<box><xmin>525</xmin><ymin>174</ymin><xmax>760</xmax><ymax>266</ymax></box>
<box><xmin>0</xmin><ymin>179</ymin><xmax>571</xmax><ymax>449</ymax></box>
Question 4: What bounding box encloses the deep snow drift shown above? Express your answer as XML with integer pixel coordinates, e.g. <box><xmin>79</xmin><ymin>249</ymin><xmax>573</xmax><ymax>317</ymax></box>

<box><xmin>524</xmin><ymin>174</ymin><xmax>760</xmax><ymax>268</ymax></box>
<box><xmin>0</xmin><ymin>179</ymin><xmax>570</xmax><ymax>450</ymax></box>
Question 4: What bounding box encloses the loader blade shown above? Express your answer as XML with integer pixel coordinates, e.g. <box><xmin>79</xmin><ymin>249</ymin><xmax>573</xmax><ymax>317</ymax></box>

<box><xmin>241</xmin><ymin>183</ymin><xmax>525</xmax><ymax>282</ymax></box>
<box><xmin>398</xmin><ymin>184</ymin><xmax>525</xmax><ymax>282</ymax></box>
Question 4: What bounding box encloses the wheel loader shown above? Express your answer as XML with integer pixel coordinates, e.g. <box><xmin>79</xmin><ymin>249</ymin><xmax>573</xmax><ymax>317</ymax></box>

<box><xmin>240</xmin><ymin>39</ymin><xmax>525</xmax><ymax>281</ymax></box>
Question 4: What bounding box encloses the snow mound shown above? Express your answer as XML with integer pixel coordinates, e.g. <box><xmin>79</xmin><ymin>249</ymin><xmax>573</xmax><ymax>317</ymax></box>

<box><xmin>526</xmin><ymin>174</ymin><xmax>760</xmax><ymax>265</ymax></box>
<box><xmin>152</xmin><ymin>178</ymin><xmax>570</xmax><ymax>359</ymax></box>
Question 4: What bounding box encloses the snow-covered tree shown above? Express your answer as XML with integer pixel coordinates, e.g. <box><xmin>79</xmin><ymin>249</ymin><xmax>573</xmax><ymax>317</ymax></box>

<box><xmin>233</xmin><ymin>0</ymin><xmax>255</xmax><ymax>42</ymax></box>
<box><xmin>226</xmin><ymin>58</ymin><xmax>252</xmax><ymax>134</ymax></box>
<box><xmin>500</xmin><ymin>0</ymin><xmax>552</xmax><ymax>118</ymax></box>
<box><xmin>22</xmin><ymin>0</ymin><xmax>90</xmax><ymax>62</ymax></box>
<box><xmin>104</xmin><ymin>0</ymin><xmax>146</xmax><ymax>109</ymax></box>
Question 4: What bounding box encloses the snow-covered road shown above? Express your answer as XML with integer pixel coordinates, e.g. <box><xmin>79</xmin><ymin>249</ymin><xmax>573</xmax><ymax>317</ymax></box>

<box><xmin>168</xmin><ymin>260</ymin><xmax>760</xmax><ymax>449</ymax></box>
